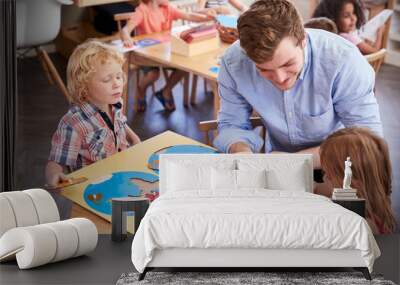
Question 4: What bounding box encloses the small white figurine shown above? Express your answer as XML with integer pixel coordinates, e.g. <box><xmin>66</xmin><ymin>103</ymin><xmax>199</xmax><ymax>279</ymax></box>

<box><xmin>343</xmin><ymin>157</ymin><xmax>352</xmax><ymax>190</ymax></box>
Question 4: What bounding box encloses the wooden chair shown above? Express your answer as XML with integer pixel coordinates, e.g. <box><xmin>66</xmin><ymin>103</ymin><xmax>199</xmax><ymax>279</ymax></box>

<box><xmin>364</xmin><ymin>0</ymin><xmax>395</xmax><ymax>50</ymax></box>
<box><xmin>365</xmin><ymin>48</ymin><xmax>387</xmax><ymax>74</ymax></box>
<box><xmin>17</xmin><ymin>0</ymin><xmax>72</xmax><ymax>102</ymax></box>
<box><xmin>361</xmin><ymin>1</ymin><xmax>393</xmax><ymax>75</ymax></box>
<box><xmin>198</xmin><ymin>117</ymin><xmax>266</xmax><ymax>151</ymax></box>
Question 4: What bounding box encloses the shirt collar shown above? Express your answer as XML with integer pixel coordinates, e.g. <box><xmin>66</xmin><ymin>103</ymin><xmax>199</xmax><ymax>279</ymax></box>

<box><xmin>298</xmin><ymin>33</ymin><xmax>310</xmax><ymax>81</ymax></box>
<box><xmin>79</xmin><ymin>101</ymin><xmax>99</xmax><ymax>118</ymax></box>
<box><xmin>79</xmin><ymin>101</ymin><xmax>122</xmax><ymax>119</ymax></box>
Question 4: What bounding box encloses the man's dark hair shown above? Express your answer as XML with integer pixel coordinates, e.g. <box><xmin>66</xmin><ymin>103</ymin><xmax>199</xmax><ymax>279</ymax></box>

<box><xmin>238</xmin><ymin>0</ymin><xmax>305</xmax><ymax>63</ymax></box>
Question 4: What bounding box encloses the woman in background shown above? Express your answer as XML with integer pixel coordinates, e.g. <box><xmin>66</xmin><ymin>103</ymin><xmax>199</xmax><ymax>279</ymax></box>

<box><xmin>318</xmin><ymin>127</ymin><xmax>396</xmax><ymax>234</ymax></box>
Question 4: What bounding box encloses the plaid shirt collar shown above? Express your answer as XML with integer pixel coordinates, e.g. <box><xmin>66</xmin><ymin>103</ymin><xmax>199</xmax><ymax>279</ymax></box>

<box><xmin>79</xmin><ymin>101</ymin><xmax>122</xmax><ymax>119</ymax></box>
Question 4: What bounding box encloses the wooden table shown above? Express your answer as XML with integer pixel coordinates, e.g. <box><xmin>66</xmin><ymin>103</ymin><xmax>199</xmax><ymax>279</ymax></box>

<box><xmin>61</xmin><ymin>131</ymin><xmax>217</xmax><ymax>234</ymax></box>
<box><xmin>127</xmin><ymin>32</ymin><xmax>230</xmax><ymax>118</ymax></box>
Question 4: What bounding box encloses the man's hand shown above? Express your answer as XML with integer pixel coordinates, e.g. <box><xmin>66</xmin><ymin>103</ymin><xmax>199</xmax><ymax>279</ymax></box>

<box><xmin>228</xmin><ymin>142</ymin><xmax>253</xmax><ymax>153</ymax></box>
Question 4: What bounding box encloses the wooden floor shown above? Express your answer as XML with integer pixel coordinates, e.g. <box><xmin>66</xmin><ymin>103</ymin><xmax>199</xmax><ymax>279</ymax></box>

<box><xmin>16</xmin><ymin>53</ymin><xmax>400</xmax><ymax>232</ymax></box>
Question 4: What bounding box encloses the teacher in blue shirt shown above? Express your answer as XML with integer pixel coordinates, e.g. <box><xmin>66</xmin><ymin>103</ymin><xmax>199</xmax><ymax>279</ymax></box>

<box><xmin>214</xmin><ymin>0</ymin><xmax>382</xmax><ymax>169</ymax></box>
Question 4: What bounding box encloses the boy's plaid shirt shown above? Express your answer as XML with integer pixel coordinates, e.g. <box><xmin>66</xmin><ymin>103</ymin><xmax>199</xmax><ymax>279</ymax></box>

<box><xmin>49</xmin><ymin>102</ymin><xmax>130</xmax><ymax>171</ymax></box>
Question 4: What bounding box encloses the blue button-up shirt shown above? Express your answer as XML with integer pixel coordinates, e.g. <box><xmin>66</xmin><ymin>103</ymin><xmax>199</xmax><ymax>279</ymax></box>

<box><xmin>214</xmin><ymin>29</ymin><xmax>382</xmax><ymax>153</ymax></box>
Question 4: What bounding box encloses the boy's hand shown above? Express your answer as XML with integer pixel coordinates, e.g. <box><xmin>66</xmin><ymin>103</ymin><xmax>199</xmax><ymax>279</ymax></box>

<box><xmin>47</xmin><ymin>173</ymin><xmax>72</xmax><ymax>189</ymax></box>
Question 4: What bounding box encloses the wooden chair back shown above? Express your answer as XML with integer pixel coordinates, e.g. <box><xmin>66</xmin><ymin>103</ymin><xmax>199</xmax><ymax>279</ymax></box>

<box><xmin>365</xmin><ymin>0</ymin><xmax>395</xmax><ymax>49</ymax></box>
<box><xmin>114</xmin><ymin>12</ymin><xmax>135</xmax><ymax>34</ymax></box>
<box><xmin>365</xmin><ymin>48</ymin><xmax>387</xmax><ymax>74</ymax></box>
<box><xmin>198</xmin><ymin>117</ymin><xmax>266</xmax><ymax>150</ymax></box>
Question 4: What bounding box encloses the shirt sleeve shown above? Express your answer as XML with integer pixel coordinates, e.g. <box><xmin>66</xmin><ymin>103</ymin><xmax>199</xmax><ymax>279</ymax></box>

<box><xmin>213</xmin><ymin>56</ymin><xmax>265</xmax><ymax>153</ymax></box>
<box><xmin>48</xmin><ymin>120</ymin><xmax>82</xmax><ymax>168</ymax></box>
<box><xmin>129</xmin><ymin>8</ymin><xmax>144</xmax><ymax>28</ymax></box>
<box><xmin>332</xmin><ymin>47</ymin><xmax>383</xmax><ymax>136</ymax></box>
<box><xmin>340</xmin><ymin>32</ymin><xmax>363</xmax><ymax>45</ymax></box>
<box><xmin>168</xmin><ymin>4</ymin><xmax>185</xmax><ymax>21</ymax></box>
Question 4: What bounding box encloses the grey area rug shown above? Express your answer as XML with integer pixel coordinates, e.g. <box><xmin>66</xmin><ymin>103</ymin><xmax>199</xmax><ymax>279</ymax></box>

<box><xmin>116</xmin><ymin>271</ymin><xmax>396</xmax><ymax>285</ymax></box>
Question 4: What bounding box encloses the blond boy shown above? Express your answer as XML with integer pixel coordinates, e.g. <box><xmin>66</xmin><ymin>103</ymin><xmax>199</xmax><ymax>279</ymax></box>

<box><xmin>46</xmin><ymin>40</ymin><xmax>140</xmax><ymax>188</ymax></box>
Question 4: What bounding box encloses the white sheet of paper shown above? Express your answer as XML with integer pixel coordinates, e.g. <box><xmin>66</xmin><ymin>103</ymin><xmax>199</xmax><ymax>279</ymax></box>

<box><xmin>359</xmin><ymin>9</ymin><xmax>393</xmax><ymax>42</ymax></box>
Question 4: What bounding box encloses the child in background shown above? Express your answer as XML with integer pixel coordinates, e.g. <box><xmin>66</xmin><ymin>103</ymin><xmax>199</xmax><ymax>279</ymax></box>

<box><xmin>46</xmin><ymin>40</ymin><xmax>141</xmax><ymax>188</ymax></box>
<box><xmin>197</xmin><ymin>0</ymin><xmax>248</xmax><ymax>16</ymax></box>
<box><xmin>313</xmin><ymin>0</ymin><xmax>384</xmax><ymax>54</ymax></box>
<box><xmin>121</xmin><ymin>0</ymin><xmax>214</xmax><ymax>112</ymax></box>
<box><xmin>318</xmin><ymin>127</ymin><xmax>396</xmax><ymax>234</ymax></box>
<box><xmin>304</xmin><ymin>17</ymin><xmax>338</xmax><ymax>34</ymax></box>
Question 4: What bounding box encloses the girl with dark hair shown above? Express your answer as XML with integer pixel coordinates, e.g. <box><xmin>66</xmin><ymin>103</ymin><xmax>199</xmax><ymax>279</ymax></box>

<box><xmin>319</xmin><ymin>127</ymin><xmax>396</xmax><ymax>234</ymax></box>
<box><xmin>313</xmin><ymin>0</ymin><xmax>384</xmax><ymax>54</ymax></box>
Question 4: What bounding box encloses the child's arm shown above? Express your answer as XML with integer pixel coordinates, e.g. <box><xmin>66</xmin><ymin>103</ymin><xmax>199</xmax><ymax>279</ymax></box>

<box><xmin>180</xmin><ymin>10</ymin><xmax>215</xmax><ymax>22</ymax></box>
<box><xmin>357</xmin><ymin>26</ymin><xmax>384</xmax><ymax>55</ymax></box>
<box><xmin>121</xmin><ymin>12</ymin><xmax>143</xmax><ymax>47</ymax></box>
<box><xmin>228</xmin><ymin>0</ymin><xmax>248</xmax><ymax>13</ymax></box>
<box><xmin>45</xmin><ymin>161</ymin><xmax>71</xmax><ymax>188</ymax></box>
<box><xmin>126</xmin><ymin>126</ymin><xmax>141</xmax><ymax>145</ymax></box>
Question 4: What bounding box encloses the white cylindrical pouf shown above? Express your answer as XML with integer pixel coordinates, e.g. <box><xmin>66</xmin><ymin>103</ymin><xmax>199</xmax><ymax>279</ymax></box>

<box><xmin>23</xmin><ymin>189</ymin><xmax>60</xmax><ymax>224</ymax></box>
<box><xmin>67</xmin><ymin>218</ymin><xmax>98</xmax><ymax>257</ymax></box>
<box><xmin>1</xmin><ymin>192</ymin><xmax>39</xmax><ymax>227</ymax></box>
<box><xmin>0</xmin><ymin>226</ymin><xmax>57</xmax><ymax>269</ymax></box>
<box><xmin>0</xmin><ymin>196</ymin><xmax>17</xmax><ymax>237</ymax></box>
<box><xmin>42</xmin><ymin>221</ymin><xmax>79</xmax><ymax>262</ymax></box>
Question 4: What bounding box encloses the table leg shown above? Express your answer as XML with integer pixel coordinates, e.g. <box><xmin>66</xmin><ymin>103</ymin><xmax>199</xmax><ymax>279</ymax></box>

<box><xmin>191</xmin><ymin>74</ymin><xmax>198</xmax><ymax>105</ymax></box>
<box><xmin>210</xmin><ymin>81</ymin><xmax>219</xmax><ymax>119</ymax></box>
<box><xmin>183</xmin><ymin>72</ymin><xmax>190</xmax><ymax>107</ymax></box>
